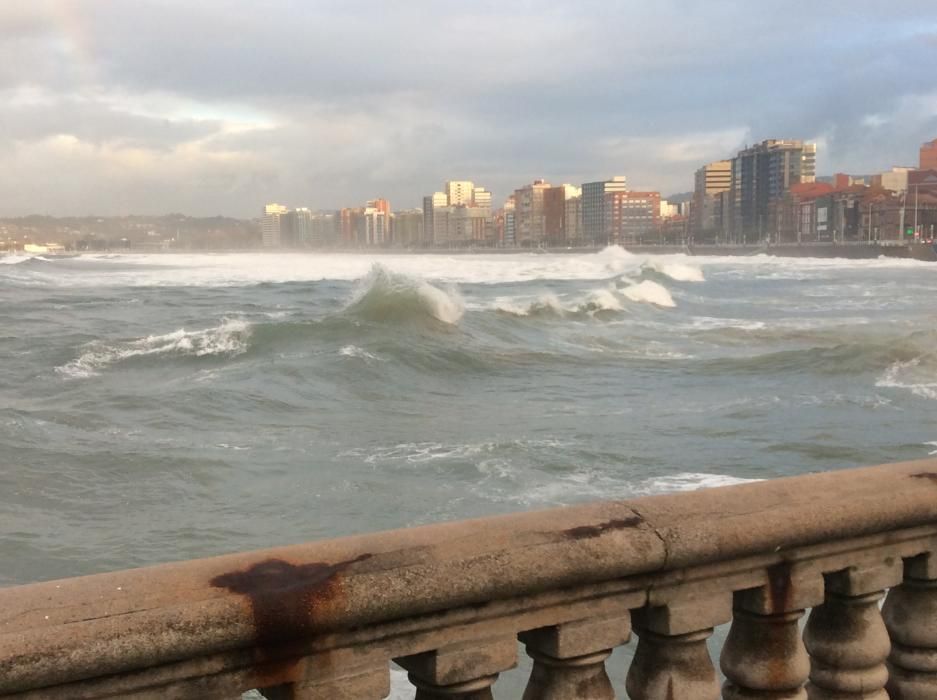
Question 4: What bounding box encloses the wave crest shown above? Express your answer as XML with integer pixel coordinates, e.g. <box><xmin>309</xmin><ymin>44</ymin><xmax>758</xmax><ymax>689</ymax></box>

<box><xmin>877</xmin><ymin>357</ymin><xmax>937</xmax><ymax>400</ymax></box>
<box><xmin>345</xmin><ymin>264</ymin><xmax>464</xmax><ymax>325</ymax></box>
<box><xmin>56</xmin><ymin>318</ymin><xmax>251</xmax><ymax>378</ymax></box>
<box><xmin>621</xmin><ymin>279</ymin><xmax>676</xmax><ymax>307</ymax></box>
<box><xmin>643</xmin><ymin>259</ymin><xmax>705</xmax><ymax>282</ymax></box>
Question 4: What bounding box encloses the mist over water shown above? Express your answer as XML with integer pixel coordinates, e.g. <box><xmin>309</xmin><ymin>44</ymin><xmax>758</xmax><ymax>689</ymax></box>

<box><xmin>2</xmin><ymin>247</ymin><xmax>936</xmax><ymax>596</ymax></box>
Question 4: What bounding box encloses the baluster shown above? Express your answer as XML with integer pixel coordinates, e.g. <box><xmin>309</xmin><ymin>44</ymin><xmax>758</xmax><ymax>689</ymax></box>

<box><xmin>397</xmin><ymin>638</ymin><xmax>517</xmax><ymax>699</ymax></box>
<box><xmin>721</xmin><ymin>564</ymin><xmax>824</xmax><ymax>700</ymax></box>
<box><xmin>884</xmin><ymin>552</ymin><xmax>937</xmax><ymax>699</ymax></box>
<box><xmin>625</xmin><ymin>594</ymin><xmax>732</xmax><ymax>700</ymax></box>
<box><xmin>519</xmin><ymin>613</ymin><xmax>630</xmax><ymax>699</ymax></box>
<box><xmin>804</xmin><ymin>560</ymin><xmax>903</xmax><ymax>699</ymax></box>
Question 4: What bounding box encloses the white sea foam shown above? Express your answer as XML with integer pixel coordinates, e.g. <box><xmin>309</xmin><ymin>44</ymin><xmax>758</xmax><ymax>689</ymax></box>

<box><xmin>580</xmin><ymin>287</ymin><xmax>625</xmax><ymax>313</ymax></box>
<box><xmin>0</xmin><ymin>254</ymin><xmax>34</xmax><ymax>265</ymax></box>
<box><xmin>339</xmin><ymin>344</ymin><xmax>382</xmax><ymax>362</ymax></box>
<box><xmin>644</xmin><ymin>259</ymin><xmax>706</xmax><ymax>282</ymax></box>
<box><xmin>500</xmin><ymin>469</ymin><xmax>761</xmax><ymax>507</ymax></box>
<box><xmin>636</xmin><ymin>472</ymin><xmax>762</xmax><ymax>494</ymax></box>
<box><xmin>56</xmin><ymin>318</ymin><xmax>251</xmax><ymax>378</ymax></box>
<box><xmin>387</xmin><ymin>668</ymin><xmax>412</xmax><ymax>699</ymax></box>
<box><xmin>876</xmin><ymin>358</ymin><xmax>937</xmax><ymax>400</ymax></box>
<box><xmin>9</xmin><ymin>245</ymin><xmax>934</xmax><ymax>290</ymax></box>
<box><xmin>621</xmin><ymin>280</ymin><xmax>676</xmax><ymax>307</ymax></box>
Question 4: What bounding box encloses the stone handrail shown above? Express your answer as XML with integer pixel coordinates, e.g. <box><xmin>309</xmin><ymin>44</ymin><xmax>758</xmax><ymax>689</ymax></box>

<box><xmin>2</xmin><ymin>459</ymin><xmax>937</xmax><ymax>699</ymax></box>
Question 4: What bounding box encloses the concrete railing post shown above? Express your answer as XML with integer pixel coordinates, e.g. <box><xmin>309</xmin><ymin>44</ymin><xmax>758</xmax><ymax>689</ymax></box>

<box><xmin>721</xmin><ymin>566</ymin><xmax>824</xmax><ymax>699</ymax></box>
<box><xmin>625</xmin><ymin>596</ymin><xmax>731</xmax><ymax>700</ymax></box>
<box><xmin>397</xmin><ymin>638</ymin><xmax>517</xmax><ymax>700</ymax></box>
<box><xmin>884</xmin><ymin>553</ymin><xmax>937</xmax><ymax>699</ymax></box>
<box><xmin>804</xmin><ymin>561</ymin><xmax>903</xmax><ymax>699</ymax></box>
<box><xmin>519</xmin><ymin>614</ymin><xmax>630</xmax><ymax>700</ymax></box>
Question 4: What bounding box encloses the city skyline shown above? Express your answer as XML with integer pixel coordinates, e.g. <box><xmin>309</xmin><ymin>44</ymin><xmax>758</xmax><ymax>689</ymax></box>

<box><xmin>1</xmin><ymin>1</ymin><xmax>936</xmax><ymax>217</ymax></box>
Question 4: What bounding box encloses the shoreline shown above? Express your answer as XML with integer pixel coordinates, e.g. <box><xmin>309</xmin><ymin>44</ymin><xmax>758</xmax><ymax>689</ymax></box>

<box><xmin>6</xmin><ymin>241</ymin><xmax>937</xmax><ymax>261</ymax></box>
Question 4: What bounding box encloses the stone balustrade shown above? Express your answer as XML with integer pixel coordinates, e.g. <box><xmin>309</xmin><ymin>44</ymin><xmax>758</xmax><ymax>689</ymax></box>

<box><xmin>2</xmin><ymin>458</ymin><xmax>937</xmax><ymax>699</ymax></box>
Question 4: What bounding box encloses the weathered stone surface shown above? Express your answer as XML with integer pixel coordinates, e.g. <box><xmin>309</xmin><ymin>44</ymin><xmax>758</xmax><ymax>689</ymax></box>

<box><xmin>805</xmin><ymin>590</ymin><xmax>890</xmax><ymax>699</ymax></box>
<box><xmin>625</xmin><ymin>627</ymin><xmax>719</xmax><ymax>700</ymax></box>
<box><xmin>2</xmin><ymin>458</ymin><xmax>937</xmax><ymax>698</ymax></box>
<box><xmin>884</xmin><ymin>556</ymin><xmax>937</xmax><ymax>699</ymax></box>
<box><xmin>397</xmin><ymin>638</ymin><xmax>516</xmax><ymax>699</ymax></box>
<box><xmin>519</xmin><ymin>616</ymin><xmax>629</xmax><ymax>699</ymax></box>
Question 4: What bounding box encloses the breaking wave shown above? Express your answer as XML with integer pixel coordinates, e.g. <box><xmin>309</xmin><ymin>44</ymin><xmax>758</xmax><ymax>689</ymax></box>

<box><xmin>621</xmin><ymin>279</ymin><xmax>676</xmax><ymax>307</ymax></box>
<box><xmin>0</xmin><ymin>254</ymin><xmax>35</xmax><ymax>265</ymax></box>
<box><xmin>494</xmin><ymin>287</ymin><xmax>628</xmax><ymax>317</ymax></box>
<box><xmin>344</xmin><ymin>264</ymin><xmax>464</xmax><ymax>324</ymax></box>
<box><xmin>643</xmin><ymin>259</ymin><xmax>706</xmax><ymax>282</ymax></box>
<box><xmin>56</xmin><ymin>318</ymin><xmax>251</xmax><ymax>378</ymax></box>
<box><xmin>877</xmin><ymin>357</ymin><xmax>937</xmax><ymax>400</ymax></box>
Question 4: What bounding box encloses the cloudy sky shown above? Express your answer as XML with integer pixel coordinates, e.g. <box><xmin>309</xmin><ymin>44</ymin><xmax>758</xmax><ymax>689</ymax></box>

<box><xmin>1</xmin><ymin>1</ymin><xmax>936</xmax><ymax>217</ymax></box>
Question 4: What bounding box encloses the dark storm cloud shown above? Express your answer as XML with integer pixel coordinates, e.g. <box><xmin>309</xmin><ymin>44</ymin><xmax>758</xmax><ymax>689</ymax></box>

<box><xmin>0</xmin><ymin>0</ymin><xmax>935</xmax><ymax>216</ymax></box>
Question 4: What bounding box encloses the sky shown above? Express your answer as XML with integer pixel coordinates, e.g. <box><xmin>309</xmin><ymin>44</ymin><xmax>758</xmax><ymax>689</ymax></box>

<box><xmin>1</xmin><ymin>1</ymin><xmax>936</xmax><ymax>218</ymax></box>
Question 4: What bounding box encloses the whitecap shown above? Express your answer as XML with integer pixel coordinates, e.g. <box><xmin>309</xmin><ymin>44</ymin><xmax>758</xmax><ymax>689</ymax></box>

<box><xmin>56</xmin><ymin>318</ymin><xmax>251</xmax><ymax>379</ymax></box>
<box><xmin>579</xmin><ymin>287</ymin><xmax>625</xmax><ymax>313</ymax></box>
<box><xmin>644</xmin><ymin>259</ymin><xmax>705</xmax><ymax>282</ymax></box>
<box><xmin>876</xmin><ymin>358</ymin><xmax>937</xmax><ymax>400</ymax></box>
<box><xmin>621</xmin><ymin>280</ymin><xmax>676</xmax><ymax>308</ymax></box>
<box><xmin>339</xmin><ymin>345</ymin><xmax>382</xmax><ymax>362</ymax></box>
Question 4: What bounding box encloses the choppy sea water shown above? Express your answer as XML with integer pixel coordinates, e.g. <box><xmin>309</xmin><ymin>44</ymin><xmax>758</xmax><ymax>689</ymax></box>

<box><xmin>2</xmin><ymin>247</ymin><xmax>936</xmax><ymax>696</ymax></box>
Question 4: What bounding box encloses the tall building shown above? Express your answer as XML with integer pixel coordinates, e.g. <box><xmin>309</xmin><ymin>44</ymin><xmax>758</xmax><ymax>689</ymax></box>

<box><xmin>367</xmin><ymin>198</ymin><xmax>391</xmax><ymax>219</ymax></box>
<box><xmin>607</xmin><ymin>191</ymin><xmax>661</xmax><ymax>243</ymax></box>
<box><xmin>513</xmin><ymin>179</ymin><xmax>552</xmax><ymax>246</ymax></box>
<box><xmin>310</xmin><ymin>211</ymin><xmax>339</xmax><ymax>247</ymax></box>
<box><xmin>360</xmin><ymin>207</ymin><xmax>387</xmax><ymax>246</ymax></box>
<box><xmin>282</xmin><ymin>207</ymin><xmax>314</xmax><ymax>246</ymax></box>
<box><xmin>445</xmin><ymin>181</ymin><xmax>475</xmax><ymax>206</ymax></box>
<box><xmin>261</xmin><ymin>203</ymin><xmax>288</xmax><ymax>247</ymax></box>
<box><xmin>692</xmin><ymin>161</ymin><xmax>732</xmax><ymax>239</ymax></box>
<box><xmin>921</xmin><ymin>139</ymin><xmax>937</xmax><ymax>171</ymax></box>
<box><xmin>730</xmin><ymin>140</ymin><xmax>816</xmax><ymax>242</ymax></box>
<box><xmin>422</xmin><ymin>192</ymin><xmax>448</xmax><ymax>246</ymax></box>
<box><xmin>392</xmin><ymin>209</ymin><xmax>424</xmax><ymax>247</ymax></box>
<box><xmin>544</xmin><ymin>184</ymin><xmax>582</xmax><ymax>245</ymax></box>
<box><xmin>423</xmin><ymin>182</ymin><xmax>493</xmax><ymax>246</ymax></box>
<box><xmin>340</xmin><ymin>207</ymin><xmax>361</xmax><ymax>246</ymax></box>
<box><xmin>502</xmin><ymin>196</ymin><xmax>516</xmax><ymax>247</ymax></box>
<box><xmin>581</xmin><ymin>176</ymin><xmax>627</xmax><ymax>244</ymax></box>
<box><xmin>472</xmin><ymin>187</ymin><xmax>492</xmax><ymax>208</ymax></box>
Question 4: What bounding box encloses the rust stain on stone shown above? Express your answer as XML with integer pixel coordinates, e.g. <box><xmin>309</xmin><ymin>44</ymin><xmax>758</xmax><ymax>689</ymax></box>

<box><xmin>562</xmin><ymin>516</ymin><xmax>643</xmax><ymax>540</ymax></box>
<box><xmin>910</xmin><ymin>472</ymin><xmax>937</xmax><ymax>484</ymax></box>
<box><xmin>764</xmin><ymin>561</ymin><xmax>794</xmax><ymax>689</ymax></box>
<box><xmin>766</xmin><ymin>561</ymin><xmax>793</xmax><ymax>615</ymax></box>
<box><xmin>210</xmin><ymin>553</ymin><xmax>372</xmax><ymax>691</ymax></box>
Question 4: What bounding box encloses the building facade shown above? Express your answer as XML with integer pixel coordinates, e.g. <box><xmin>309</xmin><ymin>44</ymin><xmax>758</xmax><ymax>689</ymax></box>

<box><xmin>692</xmin><ymin>160</ymin><xmax>732</xmax><ymax>241</ymax></box>
<box><xmin>543</xmin><ymin>184</ymin><xmax>582</xmax><ymax>245</ymax></box>
<box><xmin>512</xmin><ymin>180</ymin><xmax>552</xmax><ymax>246</ymax></box>
<box><xmin>607</xmin><ymin>191</ymin><xmax>661</xmax><ymax>243</ymax></box>
<box><xmin>581</xmin><ymin>176</ymin><xmax>627</xmax><ymax>245</ymax></box>
<box><xmin>261</xmin><ymin>203</ymin><xmax>288</xmax><ymax>247</ymax></box>
<box><xmin>921</xmin><ymin>139</ymin><xmax>937</xmax><ymax>171</ymax></box>
<box><xmin>730</xmin><ymin>140</ymin><xmax>816</xmax><ymax>243</ymax></box>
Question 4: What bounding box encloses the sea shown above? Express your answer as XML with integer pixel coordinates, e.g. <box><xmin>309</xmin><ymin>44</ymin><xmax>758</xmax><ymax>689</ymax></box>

<box><xmin>2</xmin><ymin>247</ymin><xmax>935</xmax><ymax>696</ymax></box>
